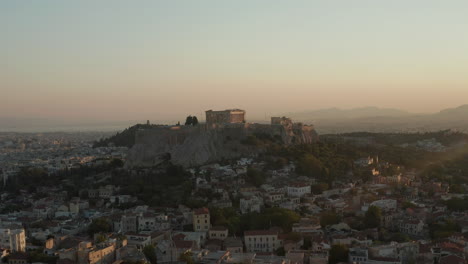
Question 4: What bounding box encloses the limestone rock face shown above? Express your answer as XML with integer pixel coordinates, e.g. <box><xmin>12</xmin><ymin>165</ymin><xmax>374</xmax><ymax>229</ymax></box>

<box><xmin>126</xmin><ymin>123</ymin><xmax>318</xmax><ymax>168</ymax></box>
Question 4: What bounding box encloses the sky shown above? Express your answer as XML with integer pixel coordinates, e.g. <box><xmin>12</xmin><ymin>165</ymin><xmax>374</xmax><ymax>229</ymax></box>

<box><xmin>2</xmin><ymin>0</ymin><xmax>468</xmax><ymax>124</ymax></box>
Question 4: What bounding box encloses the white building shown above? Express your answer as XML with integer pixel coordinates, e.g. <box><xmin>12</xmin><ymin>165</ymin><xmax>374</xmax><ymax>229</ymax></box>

<box><xmin>0</xmin><ymin>227</ymin><xmax>26</xmax><ymax>252</ymax></box>
<box><xmin>240</xmin><ymin>196</ymin><xmax>263</xmax><ymax>214</ymax></box>
<box><xmin>397</xmin><ymin>219</ymin><xmax>425</xmax><ymax>236</ymax></box>
<box><xmin>244</xmin><ymin>230</ymin><xmax>280</xmax><ymax>253</ymax></box>
<box><xmin>370</xmin><ymin>199</ymin><xmax>397</xmax><ymax>212</ymax></box>
<box><xmin>287</xmin><ymin>183</ymin><xmax>311</xmax><ymax>197</ymax></box>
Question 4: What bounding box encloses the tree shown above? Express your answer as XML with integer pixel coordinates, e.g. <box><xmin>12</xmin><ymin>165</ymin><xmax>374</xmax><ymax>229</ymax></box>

<box><xmin>296</xmin><ymin>154</ymin><xmax>323</xmax><ymax>178</ymax></box>
<box><xmin>320</xmin><ymin>211</ymin><xmax>340</xmax><ymax>228</ymax></box>
<box><xmin>179</xmin><ymin>252</ymin><xmax>194</xmax><ymax>264</ymax></box>
<box><xmin>328</xmin><ymin>244</ymin><xmax>349</xmax><ymax>264</ymax></box>
<box><xmin>185</xmin><ymin>116</ymin><xmax>193</xmax><ymax>126</ymax></box>
<box><xmin>88</xmin><ymin>217</ymin><xmax>111</xmax><ymax>237</ymax></box>
<box><xmin>311</xmin><ymin>183</ymin><xmax>329</xmax><ymax>194</ymax></box>
<box><xmin>95</xmin><ymin>234</ymin><xmax>107</xmax><ymax>243</ymax></box>
<box><xmin>240</xmin><ymin>208</ymin><xmax>300</xmax><ymax>233</ymax></box>
<box><xmin>364</xmin><ymin>206</ymin><xmax>382</xmax><ymax>228</ymax></box>
<box><xmin>275</xmin><ymin>247</ymin><xmax>286</xmax><ymax>256</ymax></box>
<box><xmin>445</xmin><ymin>197</ymin><xmax>468</xmax><ymax>211</ymax></box>
<box><xmin>192</xmin><ymin>116</ymin><xmax>199</xmax><ymax>126</ymax></box>
<box><xmin>143</xmin><ymin>245</ymin><xmax>158</xmax><ymax>264</ymax></box>
<box><xmin>245</xmin><ymin>167</ymin><xmax>267</xmax><ymax>187</ymax></box>
<box><xmin>110</xmin><ymin>158</ymin><xmax>124</xmax><ymax>168</ymax></box>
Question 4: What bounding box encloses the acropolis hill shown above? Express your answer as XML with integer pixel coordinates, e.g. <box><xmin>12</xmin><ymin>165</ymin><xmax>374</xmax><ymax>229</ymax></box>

<box><xmin>126</xmin><ymin>109</ymin><xmax>319</xmax><ymax>168</ymax></box>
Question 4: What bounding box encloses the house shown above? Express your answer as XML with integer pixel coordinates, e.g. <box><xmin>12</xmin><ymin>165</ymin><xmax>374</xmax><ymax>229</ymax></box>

<box><xmin>354</xmin><ymin>157</ymin><xmax>374</xmax><ymax>167</ymax></box>
<box><xmin>138</xmin><ymin>213</ymin><xmax>170</xmax><ymax>232</ymax></box>
<box><xmin>348</xmin><ymin>248</ymin><xmax>369</xmax><ymax>264</ymax></box>
<box><xmin>265</xmin><ymin>192</ymin><xmax>284</xmax><ymax>204</ymax></box>
<box><xmin>370</xmin><ymin>199</ymin><xmax>397</xmax><ymax>212</ymax></box>
<box><xmin>292</xmin><ymin>218</ymin><xmax>321</xmax><ymax>234</ymax></box>
<box><xmin>125</xmin><ymin>233</ymin><xmax>152</xmax><ymax>249</ymax></box>
<box><xmin>7</xmin><ymin>252</ymin><xmax>29</xmax><ymax>264</ymax></box>
<box><xmin>193</xmin><ymin>208</ymin><xmax>210</xmax><ymax>232</ymax></box>
<box><xmin>205</xmin><ymin>239</ymin><xmax>223</xmax><ymax>252</ymax></box>
<box><xmin>244</xmin><ymin>230</ymin><xmax>280</xmax><ymax>253</ymax></box>
<box><xmin>87</xmin><ymin>244</ymin><xmax>116</xmax><ymax>264</ymax></box>
<box><xmin>240</xmin><ymin>197</ymin><xmax>263</xmax><ymax>214</ymax></box>
<box><xmin>287</xmin><ymin>183</ymin><xmax>311</xmax><ymax>198</ymax></box>
<box><xmin>224</xmin><ymin>237</ymin><xmax>243</xmax><ymax>253</ymax></box>
<box><xmin>120</xmin><ymin>214</ymin><xmax>139</xmax><ymax>233</ymax></box>
<box><xmin>310</xmin><ymin>235</ymin><xmax>330</xmax><ymax>253</ymax></box>
<box><xmin>285</xmin><ymin>251</ymin><xmax>304</xmax><ymax>264</ymax></box>
<box><xmin>208</xmin><ymin>226</ymin><xmax>228</xmax><ymax>240</ymax></box>
<box><xmin>397</xmin><ymin>219</ymin><xmax>425</xmax><ymax>236</ymax></box>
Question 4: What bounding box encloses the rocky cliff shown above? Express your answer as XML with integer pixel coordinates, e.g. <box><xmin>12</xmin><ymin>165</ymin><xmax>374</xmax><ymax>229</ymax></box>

<box><xmin>126</xmin><ymin>123</ymin><xmax>318</xmax><ymax>168</ymax></box>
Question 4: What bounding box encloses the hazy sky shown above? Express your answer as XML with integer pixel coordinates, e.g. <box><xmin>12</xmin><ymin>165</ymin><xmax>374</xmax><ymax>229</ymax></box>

<box><xmin>2</xmin><ymin>0</ymin><xmax>468</xmax><ymax>123</ymax></box>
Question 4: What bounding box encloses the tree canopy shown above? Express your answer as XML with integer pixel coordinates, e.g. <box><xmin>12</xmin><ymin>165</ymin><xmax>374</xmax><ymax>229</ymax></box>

<box><xmin>328</xmin><ymin>244</ymin><xmax>349</xmax><ymax>264</ymax></box>
<box><xmin>364</xmin><ymin>206</ymin><xmax>382</xmax><ymax>228</ymax></box>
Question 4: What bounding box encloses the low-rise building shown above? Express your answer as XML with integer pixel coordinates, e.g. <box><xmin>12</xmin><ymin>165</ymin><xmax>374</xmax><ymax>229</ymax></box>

<box><xmin>208</xmin><ymin>227</ymin><xmax>228</xmax><ymax>240</ymax></box>
<box><xmin>0</xmin><ymin>227</ymin><xmax>26</xmax><ymax>252</ymax></box>
<box><xmin>193</xmin><ymin>208</ymin><xmax>210</xmax><ymax>232</ymax></box>
<box><xmin>244</xmin><ymin>230</ymin><xmax>280</xmax><ymax>253</ymax></box>
<box><xmin>287</xmin><ymin>183</ymin><xmax>311</xmax><ymax>198</ymax></box>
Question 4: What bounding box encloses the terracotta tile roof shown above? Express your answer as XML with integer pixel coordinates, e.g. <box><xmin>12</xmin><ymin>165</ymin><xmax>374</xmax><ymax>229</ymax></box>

<box><xmin>439</xmin><ymin>255</ymin><xmax>466</xmax><ymax>264</ymax></box>
<box><xmin>193</xmin><ymin>207</ymin><xmax>209</xmax><ymax>215</ymax></box>
<box><xmin>173</xmin><ymin>240</ymin><xmax>194</xmax><ymax>249</ymax></box>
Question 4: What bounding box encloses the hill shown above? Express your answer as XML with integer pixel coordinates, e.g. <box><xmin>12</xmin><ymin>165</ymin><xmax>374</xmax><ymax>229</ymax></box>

<box><xmin>93</xmin><ymin>123</ymin><xmax>161</xmax><ymax>148</ymax></box>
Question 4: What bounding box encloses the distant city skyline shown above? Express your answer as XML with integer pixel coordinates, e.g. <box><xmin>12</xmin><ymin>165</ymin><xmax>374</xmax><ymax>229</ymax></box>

<box><xmin>2</xmin><ymin>1</ymin><xmax>468</xmax><ymax>123</ymax></box>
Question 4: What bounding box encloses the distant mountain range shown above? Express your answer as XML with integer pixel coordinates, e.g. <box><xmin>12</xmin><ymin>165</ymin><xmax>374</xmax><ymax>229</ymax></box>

<box><xmin>286</xmin><ymin>105</ymin><xmax>468</xmax><ymax>134</ymax></box>
<box><xmin>286</xmin><ymin>106</ymin><xmax>411</xmax><ymax>120</ymax></box>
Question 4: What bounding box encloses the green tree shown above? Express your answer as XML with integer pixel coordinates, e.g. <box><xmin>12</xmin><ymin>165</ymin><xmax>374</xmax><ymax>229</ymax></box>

<box><xmin>95</xmin><ymin>234</ymin><xmax>107</xmax><ymax>243</ymax></box>
<box><xmin>296</xmin><ymin>154</ymin><xmax>323</xmax><ymax>178</ymax></box>
<box><xmin>320</xmin><ymin>211</ymin><xmax>341</xmax><ymax>228</ymax></box>
<box><xmin>328</xmin><ymin>244</ymin><xmax>349</xmax><ymax>264</ymax></box>
<box><xmin>179</xmin><ymin>252</ymin><xmax>194</xmax><ymax>264</ymax></box>
<box><xmin>275</xmin><ymin>247</ymin><xmax>286</xmax><ymax>256</ymax></box>
<box><xmin>364</xmin><ymin>206</ymin><xmax>382</xmax><ymax>228</ymax></box>
<box><xmin>240</xmin><ymin>208</ymin><xmax>300</xmax><ymax>233</ymax></box>
<box><xmin>88</xmin><ymin>217</ymin><xmax>112</xmax><ymax>237</ymax></box>
<box><xmin>445</xmin><ymin>197</ymin><xmax>468</xmax><ymax>211</ymax></box>
<box><xmin>245</xmin><ymin>167</ymin><xmax>267</xmax><ymax>187</ymax></box>
<box><xmin>143</xmin><ymin>245</ymin><xmax>158</xmax><ymax>264</ymax></box>
<box><xmin>311</xmin><ymin>183</ymin><xmax>329</xmax><ymax>194</ymax></box>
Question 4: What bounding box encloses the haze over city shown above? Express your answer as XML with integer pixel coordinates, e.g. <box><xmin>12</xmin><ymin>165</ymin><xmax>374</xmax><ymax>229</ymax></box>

<box><xmin>3</xmin><ymin>2</ymin><xmax>468</xmax><ymax>264</ymax></box>
<box><xmin>2</xmin><ymin>0</ymin><xmax>468</xmax><ymax>127</ymax></box>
